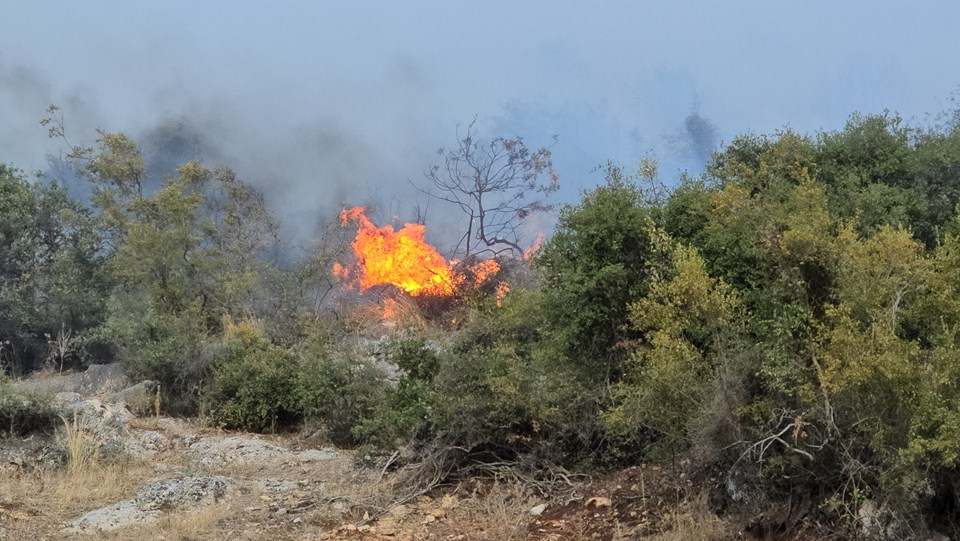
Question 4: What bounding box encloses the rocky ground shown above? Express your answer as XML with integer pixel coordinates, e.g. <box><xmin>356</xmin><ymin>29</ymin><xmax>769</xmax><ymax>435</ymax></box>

<box><xmin>0</xmin><ymin>365</ymin><xmax>746</xmax><ymax>540</ymax></box>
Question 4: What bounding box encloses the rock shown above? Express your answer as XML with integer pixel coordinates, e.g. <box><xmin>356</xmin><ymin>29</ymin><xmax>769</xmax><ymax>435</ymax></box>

<box><xmin>63</xmin><ymin>501</ymin><xmax>160</xmax><ymax>534</ymax></box>
<box><xmin>63</xmin><ymin>476</ymin><xmax>231</xmax><ymax>534</ymax></box>
<box><xmin>108</xmin><ymin>380</ymin><xmax>159</xmax><ymax>415</ymax></box>
<box><xmin>529</xmin><ymin>503</ymin><xmax>547</xmax><ymax>516</ymax></box>
<box><xmin>124</xmin><ymin>430</ymin><xmax>168</xmax><ymax>458</ymax></box>
<box><xmin>77</xmin><ymin>364</ymin><xmax>130</xmax><ymax>394</ymax></box>
<box><xmin>134</xmin><ymin>476</ymin><xmax>231</xmax><ymax>511</ymax></box>
<box><xmin>188</xmin><ymin>436</ymin><xmax>339</xmax><ymax>467</ymax></box>
<box><xmin>54</xmin><ymin>394</ymin><xmax>135</xmax><ymax>451</ymax></box>
<box><xmin>188</xmin><ymin>436</ymin><xmax>293</xmax><ymax>467</ymax></box>
<box><xmin>14</xmin><ymin>363</ymin><xmax>129</xmax><ymax>397</ymax></box>
<box><xmin>255</xmin><ymin>479</ymin><xmax>298</xmax><ymax>494</ymax></box>
<box><xmin>585</xmin><ymin>497</ymin><xmax>612</xmax><ymax>509</ymax></box>
<box><xmin>296</xmin><ymin>448</ymin><xmax>339</xmax><ymax>462</ymax></box>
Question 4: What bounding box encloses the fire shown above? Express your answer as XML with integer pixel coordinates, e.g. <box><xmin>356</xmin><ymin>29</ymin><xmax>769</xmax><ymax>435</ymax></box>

<box><xmin>523</xmin><ymin>233</ymin><xmax>545</xmax><ymax>260</ymax></box>
<box><xmin>334</xmin><ymin>207</ymin><xmax>504</xmax><ymax>299</ymax></box>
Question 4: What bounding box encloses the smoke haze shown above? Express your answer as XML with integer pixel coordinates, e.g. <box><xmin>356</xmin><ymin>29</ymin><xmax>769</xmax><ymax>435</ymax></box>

<box><xmin>2</xmin><ymin>1</ymin><xmax>959</xmax><ymax>250</ymax></box>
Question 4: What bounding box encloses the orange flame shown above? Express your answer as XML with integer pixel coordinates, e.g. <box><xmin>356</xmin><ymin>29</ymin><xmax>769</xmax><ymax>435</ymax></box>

<box><xmin>523</xmin><ymin>233</ymin><xmax>545</xmax><ymax>260</ymax></box>
<box><xmin>335</xmin><ymin>207</ymin><xmax>506</xmax><ymax>301</ymax></box>
<box><xmin>335</xmin><ymin>207</ymin><xmax>455</xmax><ymax>296</ymax></box>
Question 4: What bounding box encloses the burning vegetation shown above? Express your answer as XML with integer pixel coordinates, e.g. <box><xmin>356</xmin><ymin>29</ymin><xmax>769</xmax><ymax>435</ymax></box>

<box><xmin>332</xmin><ymin>206</ymin><xmax>507</xmax><ymax>315</ymax></box>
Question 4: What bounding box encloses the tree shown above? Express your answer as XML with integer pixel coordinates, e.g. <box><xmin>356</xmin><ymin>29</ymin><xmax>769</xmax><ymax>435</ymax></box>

<box><xmin>422</xmin><ymin>120</ymin><xmax>557</xmax><ymax>258</ymax></box>
<box><xmin>535</xmin><ymin>163</ymin><xmax>668</xmax><ymax>383</ymax></box>
<box><xmin>0</xmin><ymin>164</ymin><xmax>108</xmax><ymax>373</ymax></box>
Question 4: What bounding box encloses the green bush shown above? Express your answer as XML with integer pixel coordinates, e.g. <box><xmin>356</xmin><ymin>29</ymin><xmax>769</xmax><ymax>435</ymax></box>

<box><xmin>107</xmin><ymin>293</ymin><xmax>218</xmax><ymax>415</ymax></box>
<box><xmin>535</xmin><ymin>163</ymin><xmax>668</xmax><ymax>384</ymax></box>
<box><xmin>0</xmin><ymin>381</ymin><xmax>60</xmax><ymax>437</ymax></box>
<box><xmin>354</xmin><ymin>294</ymin><xmax>603</xmax><ymax>466</ymax></box>
<box><xmin>353</xmin><ymin>339</ymin><xmax>441</xmax><ymax>450</ymax></box>
<box><xmin>205</xmin><ymin>338</ymin><xmax>301</xmax><ymax>432</ymax></box>
<box><xmin>298</xmin><ymin>351</ymin><xmax>388</xmax><ymax>446</ymax></box>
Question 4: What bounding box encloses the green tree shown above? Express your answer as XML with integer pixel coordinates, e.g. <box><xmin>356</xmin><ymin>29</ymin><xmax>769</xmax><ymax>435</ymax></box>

<box><xmin>535</xmin><ymin>163</ymin><xmax>669</xmax><ymax>383</ymax></box>
<box><xmin>0</xmin><ymin>164</ymin><xmax>108</xmax><ymax>373</ymax></box>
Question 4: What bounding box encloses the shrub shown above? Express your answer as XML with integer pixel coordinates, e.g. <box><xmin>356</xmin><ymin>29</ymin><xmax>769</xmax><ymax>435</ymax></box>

<box><xmin>298</xmin><ymin>349</ymin><xmax>389</xmax><ymax>446</ymax></box>
<box><xmin>0</xmin><ymin>381</ymin><xmax>60</xmax><ymax>436</ymax></box>
<box><xmin>205</xmin><ymin>337</ymin><xmax>301</xmax><ymax>432</ymax></box>
<box><xmin>106</xmin><ymin>292</ymin><xmax>218</xmax><ymax>415</ymax></box>
<box><xmin>353</xmin><ymin>339</ymin><xmax>441</xmax><ymax>450</ymax></box>
<box><xmin>535</xmin><ymin>164</ymin><xmax>668</xmax><ymax>384</ymax></box>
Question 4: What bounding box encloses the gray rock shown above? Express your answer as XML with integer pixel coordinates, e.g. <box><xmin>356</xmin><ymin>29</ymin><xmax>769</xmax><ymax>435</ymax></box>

<box><xmin>529</xmin><ymin>503</ymin><xmax>547</xmax><ymax>516</ymax></box>
<box><xmin>16</xmin><ymin>363</ymin><xmax>129</xmax><ymax>396</ymax></box>
<box><xmin>134</xmin><ymin>476</ymin><xmax>231</xmax><ymax>510</ymax></box>
<box><xmin>63</xmin><ymin>476</ymin><xmax>231</xmax><ymax>534</ymax></box>
<box><xmin>54</xmin><ymin>394</ymin><xmax>134</xmax><ymax>449</ymax></box>
<box><xmin>124</xmin><ymin>430</ymin><xmax>168</xmax><ymax>458</ymax></box>
<box><xmin>188</xmin><ymin>436</ymin><xmax>341</xmax><ymax>467</ymax></box>
<box><xmin>108</xmin><ymin>380</ymin><xmax>159</xmax><ymax>414</ymax></box>
<box><xmin>255</xmin><ymin>479</ymin><xmax>298</xmax><ymax>493</ymax></box>
<box><xmin>76</xmin><ymin>364</ymin><xmax>129</xmax><ymax>395</ymax></box>
<box><xmin>188</xmin><ymin>436</ymin><xmax>291</xmax><ymax>467</ymax></box>
<box><xmin>63</xmin><ymin>500</ymin><xmax>160</xmax><ymax>534</ymax></box>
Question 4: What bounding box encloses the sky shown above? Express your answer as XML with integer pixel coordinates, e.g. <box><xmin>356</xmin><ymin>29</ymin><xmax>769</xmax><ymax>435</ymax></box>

<box><xmin>2</xmin><ymin>1</ymin><xmax>959</xmax><ymax>249</ymax></box>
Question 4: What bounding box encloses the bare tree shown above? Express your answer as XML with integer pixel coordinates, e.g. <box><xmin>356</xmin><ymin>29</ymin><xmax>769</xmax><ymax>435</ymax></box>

<box><xmin>420</xmin><ymin>120</ymin><xmax>558</xmax><ymax>258</ymax></box>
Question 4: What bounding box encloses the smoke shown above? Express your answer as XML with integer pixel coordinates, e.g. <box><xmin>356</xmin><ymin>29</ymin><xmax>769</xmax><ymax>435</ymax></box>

<box><xmin>663</xmin><ymin>103</ymin><xmax>719</xmax><ymax>173</ymax></box>
<box><xmin>0</xmin><ymin>53</ymin><xmax>443</xmax><ymax>252</ymax></box>
<box><xmin>680</xmin><ymin>111</ymin><xmax>719</xmax><ymax>168</ymax></box>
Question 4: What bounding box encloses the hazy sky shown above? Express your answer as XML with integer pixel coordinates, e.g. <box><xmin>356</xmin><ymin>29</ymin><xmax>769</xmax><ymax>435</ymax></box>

<box><xmin>2</xmin><ymin>1</ymin><xmax>959</xmax><ymax>246</ymax></box>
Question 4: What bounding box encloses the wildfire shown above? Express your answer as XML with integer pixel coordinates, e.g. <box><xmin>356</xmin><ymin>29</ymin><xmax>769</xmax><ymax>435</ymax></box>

<box><xmin>333</xmin><ymin>207</ymin><xmax>504</xmax><ymax>300</ymax></box>
<box><xmin>523</xmin><ymin>233</ymin><xmax>545</xmax><ymax>260</ymax></box>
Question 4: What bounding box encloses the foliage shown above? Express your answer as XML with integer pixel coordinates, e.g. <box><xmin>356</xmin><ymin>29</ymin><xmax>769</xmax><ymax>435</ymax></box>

<box><xmin>0</xmin><ymin>381</ymin><xmax>60</xmax><ymax>436</ymax></box>
<box><xmin>0</xmin><ymin>164</ymin><xmax>108</xmax><ymax>374</ymax></box>
<box><xmin>605</xmin><ymin>244</ymin><xmax>738</xmax><ymax>454</ymax></box>
<box><xmin>13</xmin><ymin>103</ymin><xmax>960</xmax><ymax>536</ymax></box>
<box><xmin>205</xmin><ymin>336</ymin><xmax>301</xmax><ymax>432</ymax></box>
<box><xmin>105</xmin><ymin>292</ymin><xmax>218</xmax><ymax>414</ymax></box>
<box><xmin>298</xmin><ymin>347</ymin><xmax>389</xmax><ymax>446</ymax></box>
<box><xmin>353</xmin><ymin>339</ymin><xmax>441</xmax><ymax>450</ymax></box>
<box><xmin>535</xmin><ymin>163</ymin><xmax>669</xmax><ymax>384</ymax></box>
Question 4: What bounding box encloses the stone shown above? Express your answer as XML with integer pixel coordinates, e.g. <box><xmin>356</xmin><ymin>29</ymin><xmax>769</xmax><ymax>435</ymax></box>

<box><xmin>188</xmin><ymin>436</ymin><xmax>291</xmax><ymax>466</ymax></box>
<box><xmin>529</xmin><ymin>504</ymin><xmax>547</xmax><ymax>516</ymax></box>
<box><xmin>63</xmin><ymin>476</ymin><xmax>232</xmax><ymax>534</ymax></box>
<box><xmin>108</xmin><ymin>380</ymin><xmax>159</xmax><ymax>415</ymax></box>
<box><xmin>124</xmin><ymin>430</ymin><xmax>168</xmax><ymax>458</ymax></box>
<box><xmin>585</xmin><ymin>497</ymin><xmax>612</xmax><ymax>508</ymax></box>
<box><xmin>63</xmin><ymin>501</ymin><xmax>160</xmax><ymax>534</ymax></box>
<box><xmin>296</xmin><ymin>448</ymin><xmax>339</xmax><ymax>462</ymax></box>
<box><xmin>134</xmin><ymin>476</ymin><xmax>231</xmax><ymax>511</ymax></box>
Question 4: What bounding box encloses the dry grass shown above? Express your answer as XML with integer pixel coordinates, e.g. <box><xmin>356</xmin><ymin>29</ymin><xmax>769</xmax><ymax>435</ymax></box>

<box><xmin>438</xmin><ymin>482</ymin><xmax>538</xmax><ymax>541</ymax></box>
<box><xmin>101</xmin><ymin>502</ymin><xmax>234</xmax><ymax>540</ymax></box>
<box><xmin>645</xmin><ymin>496</ymin><xmax>736</xmax><ymax>541</ymax></box>
<box><xmin>60</xmin><ymin>412</ymin><xmax>100</xmax><ymax>476</ymax></box>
